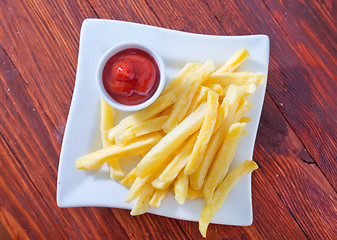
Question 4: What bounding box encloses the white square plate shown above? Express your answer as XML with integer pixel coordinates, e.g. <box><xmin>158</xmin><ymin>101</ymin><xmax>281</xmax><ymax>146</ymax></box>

<box><xmin>57</xmin><ymin>19</ymin><xmax>269</xmax><ymax>226</ymax></box>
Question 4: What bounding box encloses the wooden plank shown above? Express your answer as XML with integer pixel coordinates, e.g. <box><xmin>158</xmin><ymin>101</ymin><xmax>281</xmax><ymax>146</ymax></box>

<box><xmin>87</xmin><ymin>0</ymin><xmax>161</xmax><ymax>25</ymax></box>
<box><xmin>111</xmin><ymin>209</ymin><xmax>189</xmax><ymax>240</ymax></box>
<box><xmin>0</xmin><ymin>0</ymin><xmax>96</xmax><ymax>131</ymax></box>
<box><xmin>203</xmin><ymin>0</ymin><xmax>337</xmax><ymax>192</ymax></box>
<box><xmin>0</xmin><ymin>47</ymin><xmax>129</xmax><ymax>240</ymax></box>
<box><xmin>253</xmin><ymin>94</ymin><xmax>337</xmax><ymax>239</ymax></box>
<box><xmin>144</xmin><ymin>0</ymin><xmax>225</xmax><ymax>34</ymax></box>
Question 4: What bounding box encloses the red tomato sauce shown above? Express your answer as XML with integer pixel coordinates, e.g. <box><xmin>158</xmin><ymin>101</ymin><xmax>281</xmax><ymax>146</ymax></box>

<box><xmin>102</xmin><ymin>48</ymin><xmax>160</xmax><ymax>105</ymax></box>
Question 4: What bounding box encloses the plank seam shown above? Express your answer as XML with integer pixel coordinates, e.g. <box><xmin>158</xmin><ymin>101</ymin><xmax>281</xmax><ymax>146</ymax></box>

<box><xmin>143</xmin><ymin>0</ymin><xmax>165</xmax><ymax>27</ymax></box>
<box><xmin>201</xmin><ymin>0</ymin><xmax>229</xmax><ymax>35</ymax></box>
<box><xmin>108</xmin><ymin>209</ymin><xmax>131</xmax><ymax>240</ymax></box>
<box><xmin>85</xmin><ymin>0</ymin><xmax>99</xmax><ymax>18</ymax></box>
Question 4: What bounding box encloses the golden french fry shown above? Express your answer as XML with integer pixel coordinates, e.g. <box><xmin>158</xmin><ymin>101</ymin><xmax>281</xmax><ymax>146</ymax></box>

<box><xmin>158</xmin><ymin>133</ymin><xmax>198</xmax><ymax>183</ymax></box>
<box><xmin>108</xmin><ymin>92</ymin><xmax>176</xmax><ymax>141</ymax></box>
<box><xmin>189</xmin><ymin>86</ymin><xmax>247</xmax><ymax>190</ymax></box>
<box><xmin>126</xmin><ymin>176</ymin><xmax>151</xmax><ymax>203</ymax></box>
<box><xmin>236</xmin><ymin>98</ymin><xmax>253</xmax><ymax>118</ymax></box>
<box><xmin>130</xmin><ymin>185</ymin><xmax>154</xmax><ymax>216</ymax></box>
<box><xmin>214</xmin><ymin>48</ymin><xmax>250</xmax><ymax>74</ymax></box>
<box><xmin>162</xmin><ymin>79</ymin><xmax>199</xmax><ymax>133</ymax></box>
<box><xmin>126</xmin><ymin>162</ymin><xmax>167</xmax><ymax>202</ymax></box>
<box><xmin>214</xmin><ymin>85</ymin><xmax>245</xmax><ymax>132</ymax></box>
<box><xmin>162</xmin><ymin>61</ymin><xmax>215</xmax><ymax>133</ymax></box>
<box><xmin>185</xmin><ymin>91</ymin><xmax>219</xmax><ymax>175</ymax></box>
<box><xmin>199</xmin><ymin>160</ymin><xmax>258</xmax><ymax>237</ymax></box>
<box><xmin>115</xmin><ymin>115</ymin><xmax>168</xmax><ymax>144</ymax></box>
<box><xmin>120</xmin><ymin>168</ymin><xmax>137</xmax><ymax>188</ymax></box>
<box><xmin>240</xmin><ymin>116</ymin><xmax>252</xmax><ymax>123</ymax></box>
<box><xmin>189</xmin><ymin>125</ymin><xmax>227</xmax><ymax>190</ymax></box>
<box><xmin>174</xmin><ymin>170</ymin><xmax>188</xmax><ymax>205</ymax></box>
<box><xmin>162</xmin><ymin>62</ymin><xmax>202</xmax><ymax>96</ymax></box>
<box><xmin>107</xmin><ymin>160</ymin><xmax>125</xmax><ymax>180</ymax></box>
<box><xmin>100</xmin><ymin>98</ymin><xmax>115</xmax><ymax>147</ymax></box>
<box><xmin>205</xmin><ymin>72</ymin><xmax>266</xmax><ymax>87</ymax></box>
<box><xmin>186</xmin><ymin>86</ymin><xmax>209</xmax><ymax>116</ymax></box>
<box><xmin>149</xmin><ymin>188</ymin><xmax>169</xmax><ymax>207</ymax></box>
<box><xmin>100</xmin><ymin>98</ymin><xmax>125</xmax><ymax>180</ymax></box>
<box><xmin>151</xmin><ymin>178</ymin><xmax>172</xmax><ymax>190</ymax></box>
<box><xmin>136</xmin><ymin>103</ymin><xmax>207</xmax><ymax>178</ymax></box>
<box><xmin>205</xmin><ymin>84</ymin><xmax>224</xmax><ymax>96</ymax></box>
<box><xmin>203</xmin><ymin>123</ymin><xmax>248</xmax><ymax>203</ymax></box>
<box><xmin>152</xmin><ymin>133</ymin><xmax>198</xmax><ymax>189</ymax></box>
<box><xmin>241</xmin><ymin>83</ymin><xmax>256</xmax><ymax>96</ymax></box>
<box><xmin>75</xmin><ymin>132</ymin><xmax>162</xmax><ymax>170</ymax></box>
<box><xmin>187</xmin><ymin>187</ymin><xmax>203</xmax><ymax>201</ymax></box>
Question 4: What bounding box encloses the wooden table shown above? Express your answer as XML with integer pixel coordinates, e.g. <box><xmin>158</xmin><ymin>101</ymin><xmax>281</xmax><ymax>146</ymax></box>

<box><xmin>1</xmin><ymin>0</ymin><xmax>336</xmax><ymax>239</ymax></box>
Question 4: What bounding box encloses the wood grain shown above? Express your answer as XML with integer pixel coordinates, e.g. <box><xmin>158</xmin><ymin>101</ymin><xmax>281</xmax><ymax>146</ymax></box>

<box><xmin>0</xmin><ymin>0</ymin><xmax>336</xmax><ymax>239</ymax></box>
<box><xmin>204</xmin><ymin>0</ymin><xmax>337</xmax><ymax>191</ymax></box>
<box><xmin>0</xmin><ymin>46</ymin><xmax>129</xmax><ymax>239</ymax></box>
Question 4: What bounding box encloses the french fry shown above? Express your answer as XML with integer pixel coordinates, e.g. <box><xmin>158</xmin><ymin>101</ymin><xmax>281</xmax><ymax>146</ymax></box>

<box><xmin>100</xmin><ymin>98</ymin><xmax>125</xmax><ymax>180</ymax></box>
<box><xmin>214</xmin><ymin>85</ymin><xmax>245</xmax><ymax>132</ymax></box>
<box><xmin>205</xmin><ymin>72</ymin><xmax>266</xmax><ymax>87</ymax></box>
<box><xmin>235</xmin><ymin>98</ymin><xmax>253</xmax><ymax>120</ymax></box>
<box><xmin>240</xmin><ymin>116</ymin><xmax>252</xmax><ymax>123</ymax></box>
<box><xmin>189</xmin><ymin>86</ymin><xmax>247</xmax><ymax>190</ymax></box>
<box><xmin>120</xmin><ymin>168</ymin><xmax>137</xmax><ymax>188</ymax></box>
<box><xmin>186</xmin><ymin>86</ymin><xmax>209</xmax><ymax>116</ymax></box>
<box><xmin>115</xmin><ymin>115</ymin><xmax>168</xmax><ymax>144</ymax></box>
<box><xmin>162</xmin><ymin>61</ymin><xmax>215</xmax><ymax>133</ymax></box>
<box><xmin>205</xmin><ymin>84</ymin><xmax>224</xmax><ymax>96</ymax></box>
<box><xmin>136</xmin><ymin>103</ymin><xmax>207</xmax><ymax>178</ymax></box>
<box><xmin>162</xmin><ymin>62</ymin><xmax>202</xmax><ymax>96</ymax></box>
<box><xmin>189</xmin><ymin>125</ymin><xmax>228</xmax><ymax>190</ymax></box>
<box><xmin>108</xmin><ymin>92</ymin><xmax>176</xmax><ymax>141</ymax></box>
<box><xmin>174</xmin><ymin>170</ymin><xmax>188</xmax><ymax>205</ymax></box>
<box><xmin>151</xmin><ymin>133</ymin><xmax>198</xmax><ymax>189</ymax></box>
<box><xmin>130</xmin><ymin>185</ymin><xmax>154</xmax><ymax>216</ymax></box>
<box><xmin>158</xmin><ymin>133</ymin><xmax>198</xmax><ymax>182</ymax></box>
<box><xmin>185</xmin><ymin>91</ymin><xmax>219</xmax><ymax>175</ymax></box>
<box><xmin>241</xmin><ymin>83</ymin><xmax>256</xmax><ymax>96</ymax></box>
<box><xmin>199</xmin><ymin>160</ymin><xmax>258</xmax><ymax>237</ymax></box>
<box><xmin>126</xmin><ymin>162</ymin><xmax>167</xmax><ymax>202</ymax></box>
<box><xmin>75</xmin><ymin>132</ymin><xmax>162</xmax><ymax>170</ymax></box>
<box><xmin>107</xmin><ymin>160</ymin><xmax>125</xmax><ymax>180</ymax></box>
<box><xmin>203</xmin><ymin>123</ymin><xmax>248</xmax><ymax>203</ymax></box>
<box><xmin>162</xmin><ymin>79</ymin><xmax>199</xmax><ymax>133</ymax></box>
<box><xmin>149</xmin><ymin>188</ymin><xmax>169</xmax><ymax>207</ymax></box>
<box><xmin>151</xmin><ymin>178</ymin><xmax>171</xmax><ymax>190</ymax></box>
<box><xmin>100</xmin><ymin>98</ymin><xmax>114</xmax><ymax>147</ymax></box>
<box><xmin>187</xmin><ymin>187</ymin><xmax>203</xmax><ymax>201</ymax></box>
<box><xmin>126</xmin><ymin>176</ymin><xmax>151</xmax><ymax>203</ymax></box>
<box><xmin>214</xmin><ymin>48</ymin><xmax>250</xmax><ymax>74</ymax></box>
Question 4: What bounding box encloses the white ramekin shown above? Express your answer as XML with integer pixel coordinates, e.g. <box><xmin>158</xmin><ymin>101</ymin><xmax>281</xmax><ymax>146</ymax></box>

<box><xmin>96</xmin><ymin>43</ymin><xmax>166</xmax><ymax>111</ymax></box>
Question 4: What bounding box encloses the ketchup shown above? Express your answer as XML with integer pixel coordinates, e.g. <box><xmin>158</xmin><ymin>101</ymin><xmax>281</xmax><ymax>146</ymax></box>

<box><xmin>102</xmin><ymin>48</ymin><xmax>160</xmax><ymax>105</ymax></box>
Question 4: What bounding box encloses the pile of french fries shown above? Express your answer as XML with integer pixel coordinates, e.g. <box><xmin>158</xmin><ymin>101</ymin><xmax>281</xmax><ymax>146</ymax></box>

<box><xmin>75</xmin><ymin>49</ymin><xmax>265</xmax><ymax>237</ymax></box>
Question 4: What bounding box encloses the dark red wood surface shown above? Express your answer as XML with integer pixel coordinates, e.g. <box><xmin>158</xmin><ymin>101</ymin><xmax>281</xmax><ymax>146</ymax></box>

<box><xmin>1</xmin><ymin>0</ymin><xmax>336</xmax><ymax>239</ymax></box>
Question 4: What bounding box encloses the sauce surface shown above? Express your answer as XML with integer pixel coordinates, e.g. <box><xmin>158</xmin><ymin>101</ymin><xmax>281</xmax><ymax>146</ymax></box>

<box><xmin>102</xmin><ymin>48</ymin><xmax>160</xmax><ymax>105</ymax></box>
